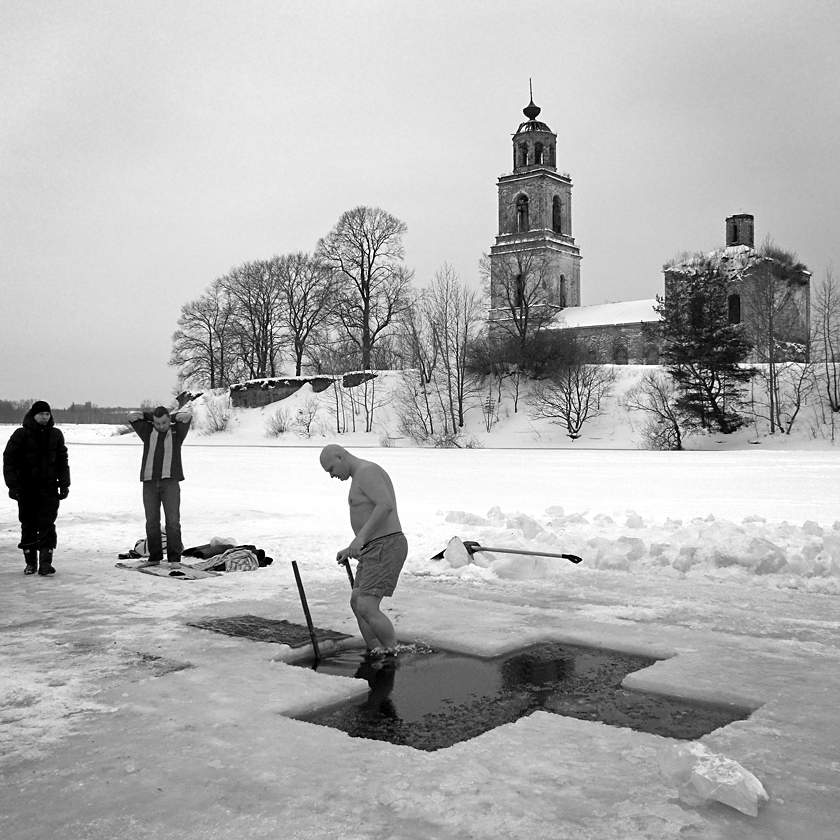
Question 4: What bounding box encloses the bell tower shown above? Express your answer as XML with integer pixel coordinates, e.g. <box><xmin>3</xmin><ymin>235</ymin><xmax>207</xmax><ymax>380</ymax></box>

<box><xmin>489</xmin><ymin>92</ymin><xmax>581</xmax><ymax>324</ymax></box>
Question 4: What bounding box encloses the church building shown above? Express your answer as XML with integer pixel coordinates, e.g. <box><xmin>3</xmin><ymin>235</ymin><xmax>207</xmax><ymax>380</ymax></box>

<box><xmin>487</xmin><ymin>97</ymin><xmax>810</xmax><ymax>365</ymax></box>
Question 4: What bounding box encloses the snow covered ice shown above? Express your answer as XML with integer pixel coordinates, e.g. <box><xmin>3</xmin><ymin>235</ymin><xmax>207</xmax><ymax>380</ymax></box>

<box><xmin>2</xmin><ymin>406</ymin><xmax>840</xmax><ymax>839</ymax></box>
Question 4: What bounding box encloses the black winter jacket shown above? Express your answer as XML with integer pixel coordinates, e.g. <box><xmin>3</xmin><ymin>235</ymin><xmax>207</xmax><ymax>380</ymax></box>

<box><xmin>3</xmin><ymin>410</ymin><xmax>71</xmax><ymax>494</ymax></box>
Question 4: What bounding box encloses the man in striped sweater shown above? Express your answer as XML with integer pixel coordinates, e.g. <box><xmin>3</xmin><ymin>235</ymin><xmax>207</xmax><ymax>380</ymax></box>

<box><xmin>126</xmin><ymin>405</ymin><xmax>193</xmax><ymax>568</ymax></box>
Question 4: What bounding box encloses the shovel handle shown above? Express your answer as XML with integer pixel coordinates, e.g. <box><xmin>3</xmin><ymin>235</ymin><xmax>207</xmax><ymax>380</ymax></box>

<box><xmin>291</xmin><ymin>560</ymin><xmax>321</xmax><ymax>662</ymax></box>
<box><xmin>464</xmin><ymin>542</ymin><xmax>582</xmax><ymax>564</ymax></box>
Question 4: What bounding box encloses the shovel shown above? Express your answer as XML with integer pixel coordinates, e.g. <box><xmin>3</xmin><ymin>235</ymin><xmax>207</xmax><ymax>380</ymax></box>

<box><xmin>432</xmin><ymin>537</ymin><xmax>582</xmax><ymax>564</ymax></box>
<box><xmin>291</xmin><ymin>560</ymin><xmax>321</xmax><ymax>663</ymax></box>
<box><xmin>339</xmin><ymin>558</ymin><xmax>355</xmax><ymax>587</ymax></box>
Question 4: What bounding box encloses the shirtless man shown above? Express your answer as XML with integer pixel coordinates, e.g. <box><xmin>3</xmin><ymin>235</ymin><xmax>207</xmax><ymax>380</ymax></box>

<box><xmin>319</xmin><ymin>444</ymin><xmax>407</xmax><ymax>657</ymax></box>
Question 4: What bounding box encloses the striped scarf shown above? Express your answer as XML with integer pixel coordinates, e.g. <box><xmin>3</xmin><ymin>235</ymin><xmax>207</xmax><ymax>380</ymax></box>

<box><xmin>142</xmin><ymin>428</ymin><xmax>175</xmax><ymax>480</ymax></box>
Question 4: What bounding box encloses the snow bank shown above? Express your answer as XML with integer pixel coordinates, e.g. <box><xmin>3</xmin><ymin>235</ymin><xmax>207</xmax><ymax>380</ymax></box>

<box><xmin>430</xmin><ymin>506</ymin><xmax>840</xmax><ymax>594</ymax></box>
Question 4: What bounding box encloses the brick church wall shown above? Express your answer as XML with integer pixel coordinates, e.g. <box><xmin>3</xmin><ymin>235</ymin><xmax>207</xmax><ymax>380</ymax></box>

<box><xmin>562</xmin><ymin>322</ymin><xmax>662</xmax><ymax>364</ymax></box>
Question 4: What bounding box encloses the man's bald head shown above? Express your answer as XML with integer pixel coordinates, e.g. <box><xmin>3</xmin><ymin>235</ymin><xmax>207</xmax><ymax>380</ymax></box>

<box><xmin>320</xmin><ymin>444</ymin><xmax>352</xmax><ymax>480</ymax></box>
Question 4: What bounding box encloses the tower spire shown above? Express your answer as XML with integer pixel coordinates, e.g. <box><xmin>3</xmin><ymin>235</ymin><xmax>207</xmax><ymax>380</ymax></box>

<box><xmin>523</xmin><ymin>78</ymin><xmax>541</xmax><ymax>121</ymax></box>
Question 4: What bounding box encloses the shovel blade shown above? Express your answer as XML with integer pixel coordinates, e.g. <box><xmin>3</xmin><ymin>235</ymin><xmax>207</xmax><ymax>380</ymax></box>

<box><xmin>430</xmin><ymin>536</ymin><xmax>475</xmax><ymax>564</ymax></box>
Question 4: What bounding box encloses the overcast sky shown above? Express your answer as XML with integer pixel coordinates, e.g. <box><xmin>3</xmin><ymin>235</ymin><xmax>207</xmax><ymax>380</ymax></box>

<box><xmin>2</xmin><ymin>0</ymin><xmax>838</xmax><ymax>408</ymax></box>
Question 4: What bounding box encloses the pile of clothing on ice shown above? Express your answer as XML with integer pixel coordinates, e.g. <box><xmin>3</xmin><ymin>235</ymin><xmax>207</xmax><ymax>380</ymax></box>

<box><xmin>123</xmin><ymin>535</ymin><xmax>274</xmax><ymax>572</ymax></box>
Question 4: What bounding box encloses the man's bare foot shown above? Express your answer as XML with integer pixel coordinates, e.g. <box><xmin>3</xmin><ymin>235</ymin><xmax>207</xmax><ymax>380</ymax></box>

<box><xmin>367</xmin><ymin>646</ymin><xmax>399</xmax><ymax>660</ymax></box>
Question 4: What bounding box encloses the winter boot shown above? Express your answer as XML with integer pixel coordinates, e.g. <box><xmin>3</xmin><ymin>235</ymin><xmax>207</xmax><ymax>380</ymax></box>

<box><xmin>38</xmin><ymin>549</ymin><xmax>56</xmax><ymax>576</ymax></box>
<box><xmin>23</xmin><ymin>550</ymin><xmax>38</xmax><ymax>575</ymax></box>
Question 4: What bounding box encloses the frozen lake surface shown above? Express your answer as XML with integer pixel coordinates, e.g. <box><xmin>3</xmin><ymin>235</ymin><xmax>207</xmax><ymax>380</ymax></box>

<box><xmin>1</xmin><ymin>433</ymin><xmax>839</xmax><ymax>839</ymax></box>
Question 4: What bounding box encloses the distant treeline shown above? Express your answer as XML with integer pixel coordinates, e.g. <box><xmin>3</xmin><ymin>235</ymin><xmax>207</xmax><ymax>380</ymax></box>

<box><xmin>0</xmin><ymin>400</ymin><xmax>136</xmax><ymax>425</ymax></box>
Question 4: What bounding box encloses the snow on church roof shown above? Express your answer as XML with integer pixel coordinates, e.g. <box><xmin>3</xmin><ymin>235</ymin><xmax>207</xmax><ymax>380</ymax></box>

<box><xmin>666</xmin><ymin>244</ymin><xmax>761</xmax><ymax>276</ymax></box>
<box><xmin>552</xmin><ymin>299</ymin><xmax>660</xmax><ymax>329</ymax></box>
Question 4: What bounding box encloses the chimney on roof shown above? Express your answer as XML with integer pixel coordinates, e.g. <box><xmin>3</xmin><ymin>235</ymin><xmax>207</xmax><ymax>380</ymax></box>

<box><xmin>726</xmin><ymin>214</ymin><xmax>754</xmax><ymax>248</ymax></box>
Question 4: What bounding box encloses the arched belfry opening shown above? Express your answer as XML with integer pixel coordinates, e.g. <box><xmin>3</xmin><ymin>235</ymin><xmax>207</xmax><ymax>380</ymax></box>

<box><xmin>552</xmin><ymin>196</ymin><xmax>563</xmax><ymax>234</ymax></box>
<box><xmin>728</xmin><ymin>293</ymin><xmax>741</xmax><ymax>325</ymax></box>
<box><xmin>516</xmin><ymin>194</ymin><xmax>530</xmax><ymax>232</ymax></box>
<box><xmin>514</xmin><ymin>274</ymin><xmax>525</xmax><ymax>308</ymax></box>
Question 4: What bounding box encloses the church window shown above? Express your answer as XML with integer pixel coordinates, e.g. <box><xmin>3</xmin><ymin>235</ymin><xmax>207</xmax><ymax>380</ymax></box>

<box><xmin>552</xmin><ymin>196</ymin><xmax>563</xmax><ymax>233</ymax></box>
<box><xmin>613</xmin><ymin>345</ymin><xmax>629</xmax><ymax>365</ymax></box>
<box><xmin>548</xmin><ymin>143</ymin><xmax>556</xmax><ymax>167</ymax></box>
<box><xmin>518</xmin><ymin>142</ymin><xmax>528</xmax><ymax>167</ymax></box>
<box><xmin>728</xmin><ymin>294</ymin><xmax>741</xmax><ymax>324</ymax></box>
<box><xmin>535</xmin><ymin>142</ymin><xmax>544</xmax><ymax>165</ymax></box>
<box><xmin>644</xmin><ymin>346</ymin><xmax>659</xmax><ymax>365</ymax></box>
<box><xmin>514</xmin><ymin>274</ymin><xmax>525</xmax><ymax>308</ymax></box>
<box><xmin>559</xmin><ymin>274</ymin><xmax>567</xmax><ymax>307</ymax></box>
<box><xmin>516</xmin><ymin>195</ymin><xmax>530</xmax><ymax>232</ymax></box>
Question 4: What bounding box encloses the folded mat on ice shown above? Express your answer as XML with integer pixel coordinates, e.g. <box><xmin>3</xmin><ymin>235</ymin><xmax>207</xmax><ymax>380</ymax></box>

<box><xmin>115</xmin><ymin>561</ymin><xmax>220</xmax><ymax>580</ymax></box>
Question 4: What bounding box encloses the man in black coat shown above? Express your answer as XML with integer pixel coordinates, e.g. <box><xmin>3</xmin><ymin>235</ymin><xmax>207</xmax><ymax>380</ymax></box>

<box><xmin>3</xmin><ymin>400</ymin><xmax>71</xmax><ymax>575</ymax></box>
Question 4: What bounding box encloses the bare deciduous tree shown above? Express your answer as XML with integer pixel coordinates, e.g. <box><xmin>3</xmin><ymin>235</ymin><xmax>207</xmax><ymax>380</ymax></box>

<box><xmin>393</xmin><ymin>290</ymin><xmax>442</xmax><ymax>441</ymax></box>
<box><xmin>741</xmin><ymin>239</ymin><xmax>810</xmax><ymax>433</ymax></box>
<box><xmin>747</xmin><ymin>363</ymin><xmax>817</xmax><ymax>436</ymax></box>
<box><xmin>426</xmin><ymin>264</ymin><xmax>483</xmax><ymax>429</ymax></box>
<box><xmin>465</xmin><ymin>334</ymin><xmax>510</xmax><ymax>432</ymax></box>
<box><xmin>221</xmin><ymin>259</ymin><xmax>286</xmax><ymax>380</ymax></box>
<box><xmin>293</xmin><ymin>396</ymin><xmax>321</xmax><ymax>437</ymax></box>
<box><xmin>316</xmin><ymin>206</ymin><xmax>413</xmax><ymax>370</ymax></box>
<box><xmin>812</xmin><ymin>266</ymin><xmax>840</xmax><ymax>414</ymax></box>
<box><xmin>276</xmin><ymin>252</ymin><xmax>336</xmax><ymax>376</ymax></box>
<box><xmin>621</xmin><ymin>371</ymin><xmax>687</xmax><ymax>450</ymax></box>
<box><xmin>170</xmin><ymin>279</ymin><xmax>238</xmax><ymax>389</ymax></box>
<box><xmin>528</xmin><ymin>360</ymin><xmax>616</xmax><ymax>440</ymax></box>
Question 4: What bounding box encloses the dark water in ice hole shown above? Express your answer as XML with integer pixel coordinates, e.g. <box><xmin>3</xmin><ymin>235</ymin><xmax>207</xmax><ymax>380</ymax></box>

<box><xmin>291</xmin><ymin>642</ymin><xmax>751</xmax><ymax>752</ymax></box>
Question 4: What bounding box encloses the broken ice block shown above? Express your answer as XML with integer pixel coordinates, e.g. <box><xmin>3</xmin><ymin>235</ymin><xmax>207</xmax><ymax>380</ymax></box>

<box><xmin>442</xmin><ymin>536</ymin><xmax>470</xmax><ymax>568</ymax></box>
<box><xmin>658</xmin><ymin>742</ymin><xmax>769</xmax><ymax>817</ymax></box>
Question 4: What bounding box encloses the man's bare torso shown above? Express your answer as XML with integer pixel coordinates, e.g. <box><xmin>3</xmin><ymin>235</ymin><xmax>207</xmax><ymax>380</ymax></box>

<box><xmin>348</xmin><ymin>461</ymin><xmax>401</xmax><ymax>541</ymax></box>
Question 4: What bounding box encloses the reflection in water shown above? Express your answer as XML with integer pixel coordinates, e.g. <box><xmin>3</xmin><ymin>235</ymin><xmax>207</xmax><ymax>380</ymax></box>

<box><xmin>352</xmin><ymin>660</ymin><xmax>398</xmax><ymax>722</ymax></box>
<box><xmin>294</xmin><ymin>643</ymin><xmax>751</xmax><ymax>752</ymax></box>
<box><xmin>499</xmin><ymin>647</ymin><xmax>573</xmax><ymax>708</ymax></box>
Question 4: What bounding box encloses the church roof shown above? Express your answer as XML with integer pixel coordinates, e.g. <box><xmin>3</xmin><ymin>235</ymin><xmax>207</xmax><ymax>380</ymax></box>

<box><xmin>515</xmin><ymin>97</ymin><xmax>553</xmax><ymax>134</ymax></box>
<box><xmin>666</xmin><ymin>244</ymin><xmax>761</xmax><ymax>275</ymax></box>
<box><xmin>666</xmin><ymin>244</ymin><xmax>811</xmax><ymax>280</ymax></box>
<box><xmin>516</xmin><ymin>119</ymin><xmax>553</xmax><ymax>134</ymax></box>
<box><xmin>552</xmin><ymin>299</ymin><xmax>661</xmax><ymax>329</ymax></box>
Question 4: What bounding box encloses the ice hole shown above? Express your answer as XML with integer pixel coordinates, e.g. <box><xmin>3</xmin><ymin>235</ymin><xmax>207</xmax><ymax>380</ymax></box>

<box><xmin>290</xmin><ymin>642</ymin><xmax>752</xmax><ymax>752</ymax></box>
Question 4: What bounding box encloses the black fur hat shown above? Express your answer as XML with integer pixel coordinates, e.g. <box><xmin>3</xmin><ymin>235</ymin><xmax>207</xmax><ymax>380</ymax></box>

<box><xmin>31</xmin><ymin>400</ymin><xmax>51</xmax><ymax>414</ymax></box>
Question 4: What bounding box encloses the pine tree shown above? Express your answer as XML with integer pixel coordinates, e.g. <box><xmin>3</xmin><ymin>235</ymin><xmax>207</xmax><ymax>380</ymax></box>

<box><xmin>656</xmin><ymin>257</ymin><xmax>755</xmax><ymax>433</ymax></box>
